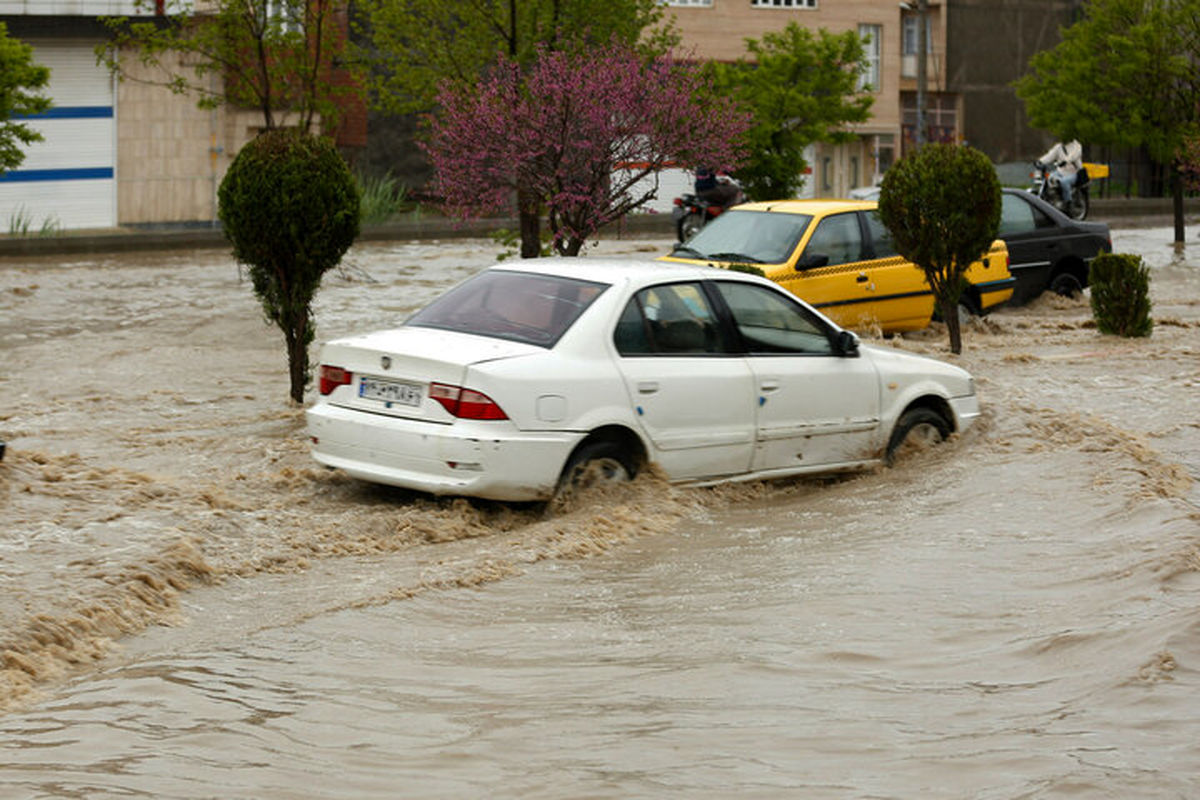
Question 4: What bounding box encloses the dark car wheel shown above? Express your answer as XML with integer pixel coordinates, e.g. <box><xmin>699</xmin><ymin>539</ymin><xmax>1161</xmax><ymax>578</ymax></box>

<box><xmin>1050</xmin><ymin>272</ymin><xmax>1083</xmax><ymax>298</ymax></box>
<box><xmin>886</xmin><ymin>407</ymin><xmax>951</xmax><ymax>466</ymax></box>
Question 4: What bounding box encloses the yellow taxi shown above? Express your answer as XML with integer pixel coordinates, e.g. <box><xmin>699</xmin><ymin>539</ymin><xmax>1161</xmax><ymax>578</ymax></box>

<box><xmin>660</xmin><ymin>199</ymin><xmax>1014</xmax><ymax>334</ymax></box>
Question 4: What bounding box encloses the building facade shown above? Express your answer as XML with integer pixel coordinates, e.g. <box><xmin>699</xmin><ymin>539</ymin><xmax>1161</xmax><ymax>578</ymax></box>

<box><xmin>663</xmin><ymin>0</ymin><xmax>953</xmax><ymax>198</ymax></box>
<box><xmin>0</xmin><ymin>1</ymin><xmax>364</xmax><ymax>231</ymax></box>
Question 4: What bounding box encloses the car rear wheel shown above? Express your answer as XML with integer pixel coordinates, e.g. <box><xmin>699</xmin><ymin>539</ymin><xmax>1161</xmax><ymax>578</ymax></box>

<box><xmin>555</xmin><ymin>440</ymin><xmax>636</xmax><ymax>499</ymax></box>
<box><xmin>886</xmin><ymin>407</ymin><xmax>951</xmax><ymax>466</ymax></box>
<box><xmin>1050</xmin><ymin>272</ymin><xmax>1083</xmax><ymax>298</ymax></box>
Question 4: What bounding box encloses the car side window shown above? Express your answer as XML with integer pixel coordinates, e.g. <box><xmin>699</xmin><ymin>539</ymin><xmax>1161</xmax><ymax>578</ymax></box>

<box><xmin>713</xmin><ymin>281</ymin><xmax>835</xmax><ymax>356</ymax></box>
<box><xmin>999</xmin><ymin>193</ymin><xmax>1037</xmax><ymax>235</ymax></box>
<box><xmin>614</xmin><ymin>282</ymin><xmax>732</xmax><ymax>356</ymax></box>
<box><xmin>864</xmin><ymin>210</ymin><xmax>900</xmax><ymax>259</ymax></box>
<box><xmin>802</xmin><ymin>212</ymin><xmax>864</xmax><ymax>267</ymax></box>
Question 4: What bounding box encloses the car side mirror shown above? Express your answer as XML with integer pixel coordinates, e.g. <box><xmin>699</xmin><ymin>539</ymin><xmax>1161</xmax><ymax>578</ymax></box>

<box><xmin>796</xmin><ymin>252</ymin><xmax>829</xmax><ymax>271</ymax></box>
<box><xmin>836</xmin><ymin>329</ymin><xmax>860</xmax><ymax>357</ymax></box>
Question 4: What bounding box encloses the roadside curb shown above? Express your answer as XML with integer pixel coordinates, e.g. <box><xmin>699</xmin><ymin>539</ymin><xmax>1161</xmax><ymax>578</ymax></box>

<box><xmin>2</xmin><ymin>198</ymin><xmax>1198</xmax><ymax>257</ymax></box>
<box><xmin>0</xmin><ymin>213</ymin><xmax>677</xmax><ymax>257</ymax></box>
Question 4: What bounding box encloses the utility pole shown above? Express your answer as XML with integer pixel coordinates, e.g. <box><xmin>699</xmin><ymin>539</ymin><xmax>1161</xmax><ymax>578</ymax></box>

<box><xmin>915</xmin><ymin>0</ymin><xmax>928</xmax><ymax>146</ymax></box>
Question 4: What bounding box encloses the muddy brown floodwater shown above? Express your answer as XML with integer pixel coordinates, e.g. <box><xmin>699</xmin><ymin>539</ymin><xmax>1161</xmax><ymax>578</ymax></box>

<box><xmin>1</xmin><ymin>228</ymin><xmax>1198</xmax><ymax>798</ymax></box>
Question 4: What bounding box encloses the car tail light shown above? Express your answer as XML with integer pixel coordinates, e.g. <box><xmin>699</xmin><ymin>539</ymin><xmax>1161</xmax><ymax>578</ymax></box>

<box><xmin>430</xmin><ymin>383</ymin><xmax>509</xmax><ymax>420</ymax></box>
<box><xmin>673</xmin><ymin>197</ymin><xmax>683</xmax><ymax>206</ymax></box>
<box><xmin>319</xmin><ymin>365</ymin><xmax>353</xmax><ymax>395</ymax></box>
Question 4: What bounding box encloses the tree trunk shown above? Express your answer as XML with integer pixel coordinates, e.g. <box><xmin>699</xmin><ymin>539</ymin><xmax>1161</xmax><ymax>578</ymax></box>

<box><xmin>1173</xmin><ymin>170</ymin><xmax>1185</xmax><ymax>244</ymax></box>
<box><xmin>285</xmin><ymin>315</ymin><xmax>310</xmax><ymax>405</ymax></box>
<box><xmin>941</xmin><ymin>296</ymin><xmax>963</xmax><ymax>355</ymax></box>
<box><xmin>518</xmin><ymin>190</ymin><xmax>541</xmax><ymax>258</ymax></box>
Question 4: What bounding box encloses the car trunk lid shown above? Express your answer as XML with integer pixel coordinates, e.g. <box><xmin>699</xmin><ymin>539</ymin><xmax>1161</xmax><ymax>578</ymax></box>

<box><xmin>317</xmin><ymin>327</ymin><xmax>541</xmax><ymax>422</ymax></box>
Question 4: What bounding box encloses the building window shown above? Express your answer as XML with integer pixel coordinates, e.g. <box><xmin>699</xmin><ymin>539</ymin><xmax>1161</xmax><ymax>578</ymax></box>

<box><xmin>265</xmin><ymin>0</ymin><xmax>304</xmax><ymax>33</ymax></box>
<box><xmin>901</xmin><ymin>14</ymin><xmax>933</xmax><ymax>77</ymax></box>
<box><xmin>858</xmin><ymin>24</ymin><xmax>881</xmax><ymax>92</ymax></box>
<box><xmin>821</xmin><ymin>156</ymin><xmax>833</xmax><ymax>192</ymax></box>
<box><xmin>751</xmin><ymin>0</ymin><xmax>818</xmax><ymax>9</ymax></box>
<box><xmin>663</xmin><ymin>0</ymin><xmax>713</xmax><ymax>5</ymax></box>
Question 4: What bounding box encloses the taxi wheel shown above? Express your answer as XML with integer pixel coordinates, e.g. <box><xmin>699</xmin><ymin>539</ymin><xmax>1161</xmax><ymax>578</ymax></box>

<box><xmin>886</xmin><ymin>407</ymin><xmax>950</xmax><ymax>466</ymax></box>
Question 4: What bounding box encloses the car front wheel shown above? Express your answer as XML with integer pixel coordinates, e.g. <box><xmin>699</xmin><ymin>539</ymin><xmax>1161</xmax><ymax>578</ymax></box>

<box><xmin>886</xmin><ymin>407</ymin><xmax>951</xmax><ymax>466</ymax></box>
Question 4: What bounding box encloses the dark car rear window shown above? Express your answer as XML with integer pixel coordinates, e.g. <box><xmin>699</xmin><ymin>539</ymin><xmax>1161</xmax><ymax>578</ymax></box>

<box><xmin>407</xmin><ymin>270</ymin><xmax>609</xmax><ymax>347</ymax></box>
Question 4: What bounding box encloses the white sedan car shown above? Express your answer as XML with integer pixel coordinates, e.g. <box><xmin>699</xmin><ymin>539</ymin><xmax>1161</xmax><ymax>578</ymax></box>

<box><xmin>307</xmin><ymin>259</ymin><xmax>979</xmax><ymax>501</ymax></box>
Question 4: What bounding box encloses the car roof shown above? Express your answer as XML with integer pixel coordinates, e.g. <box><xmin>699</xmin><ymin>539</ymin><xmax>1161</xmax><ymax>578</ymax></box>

<box><xmin>486</xmin><ymin>256</ymin><xmax>760</xmax><ymax>287</ymax></box>
<box><xmin>730</xmin><ymin>198</ymin><xmax>877</xmax><ymax>216</ymax></box>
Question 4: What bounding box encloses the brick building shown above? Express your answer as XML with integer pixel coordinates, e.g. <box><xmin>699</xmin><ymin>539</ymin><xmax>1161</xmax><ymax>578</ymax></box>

<box><xmin>664</xmin><ymin>0</ymin><xmax>955</xmax><ymax>198</ymax></box>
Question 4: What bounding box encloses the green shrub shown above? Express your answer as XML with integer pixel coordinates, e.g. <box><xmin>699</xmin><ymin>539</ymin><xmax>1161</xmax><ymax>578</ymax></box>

<box><xmin>219</xmin><ymin>129</ymin><xmax>360</xmax><ymax>403</ymax></box>
<box><xmin>1089</xmin><ymin>253</ymin><xmax>1153</xmax><ymax>337</ymax></box>
<box><xmin>876</xmin><ymin>143</ymin><xmax>1001</xmax><ymax>354</ymax></box>
<box><xmin>356</xmin><ymin>172</ymin><xmax>408</xmax><ymax>224</ymax></box>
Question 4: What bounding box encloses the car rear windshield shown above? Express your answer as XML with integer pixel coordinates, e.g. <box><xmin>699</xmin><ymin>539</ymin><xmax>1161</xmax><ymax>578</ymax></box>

<box><xmin>406</xmin><ymin>270</ymin><xmax>609</xmax><ymax>347</ymax></box>
<box><xmin>684</xmin><ymin>209</ymin><xmax>813</xmax><ymax>264</ymax></box>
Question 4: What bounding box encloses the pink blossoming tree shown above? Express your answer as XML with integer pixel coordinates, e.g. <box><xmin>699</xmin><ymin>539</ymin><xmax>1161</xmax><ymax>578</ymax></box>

<box><xmin>423</xmin><ymin>40</ymin><xmax>749</xmax><ymax>257</ymax></box>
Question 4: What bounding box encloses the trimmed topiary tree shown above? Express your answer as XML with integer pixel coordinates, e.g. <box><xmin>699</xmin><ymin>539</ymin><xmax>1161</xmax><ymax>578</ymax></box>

<box><xmin>219</xmin><ymin>129</ymin><xmax>360</xmax><ymax>403</ymax></box>
<box><xmin>1089</xmin><ymin>253</ymin><xmax>1153</xmax><ymax>337</ymax></box>
<box><xmin>876</xmin><ymin>143</ymin><xmax>1002</xmax><ymax>354</ymax></box>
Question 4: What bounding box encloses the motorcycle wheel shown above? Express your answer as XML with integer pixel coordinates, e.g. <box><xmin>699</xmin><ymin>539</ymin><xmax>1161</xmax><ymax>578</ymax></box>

<box><xmin>679</xmin><ymin>212</ymin><xmax>705</xmax><ymax>242</ymax></box>
<box><xmin>1066</xmin><ymin>192</ymin><xmax>1088</xmax><ymax>220</ymax></box>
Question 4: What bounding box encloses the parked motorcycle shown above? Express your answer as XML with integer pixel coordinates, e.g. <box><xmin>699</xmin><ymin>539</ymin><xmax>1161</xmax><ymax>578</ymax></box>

<box><xmin>1029</xmin><ymin>161</ymin><xmax>1104</xmax><ymax>220</ymax></box>
<box><xmin>672</xmin><ymin>179</ymin><xmax>745</xmax><ymax>242</ymax></box>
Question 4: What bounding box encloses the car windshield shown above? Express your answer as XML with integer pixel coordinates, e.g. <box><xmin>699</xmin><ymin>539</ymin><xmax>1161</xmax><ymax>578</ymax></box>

<box><xmin>679</xmin><ymin>210</ymin><xmax>812</xmax><ymax>264</ymax></box>
<box><xmin>407</xmin><ymin>270</ymin><xmax>609</xmax><ymax>347</ymax></box>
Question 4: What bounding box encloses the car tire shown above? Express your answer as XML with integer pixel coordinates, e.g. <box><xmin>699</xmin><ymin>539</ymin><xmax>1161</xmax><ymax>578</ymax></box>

<box><xmin>679</xmin><ymin>213</ymin><xmax>705</xmax><ymax>242</ymax></box>
<box><xmin>1049</xmin><ymin>272</ymin><xmax>1083</xmax><ymax>298</ymax></box>
<box><xmin>885</xmin><ymin>407</ymin><xmax>951</xmax><ymax>466</ymax></box>
<box><xmin>556</xmin><ymin>440</ymin><xmax>637</xmax><ymax>497</ymax></box>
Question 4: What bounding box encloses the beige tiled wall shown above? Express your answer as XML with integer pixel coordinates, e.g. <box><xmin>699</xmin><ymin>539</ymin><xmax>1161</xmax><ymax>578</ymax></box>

<box><xmin>115</xmin><ymin>48</ymin><xmax>268</xmax><ymax>225</ymax></box>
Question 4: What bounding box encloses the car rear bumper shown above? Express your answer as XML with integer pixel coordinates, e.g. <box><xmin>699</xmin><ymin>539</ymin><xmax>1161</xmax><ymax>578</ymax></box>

<box><xmin>977</xmin><ymin>276</ymin><xmax>1016</xmax><ymax>310</ymax></box>
<box><xmin>306</xmin><ymin>402</ymin><xmax>583</xmax><ymax>501</ymax></box>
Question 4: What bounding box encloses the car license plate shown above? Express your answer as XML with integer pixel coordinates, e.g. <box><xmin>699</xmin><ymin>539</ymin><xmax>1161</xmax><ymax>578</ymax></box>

<box><xmin>359</xmin><ymin>377</ymin><xmax>423</xmax><ymax>406</ymax></box>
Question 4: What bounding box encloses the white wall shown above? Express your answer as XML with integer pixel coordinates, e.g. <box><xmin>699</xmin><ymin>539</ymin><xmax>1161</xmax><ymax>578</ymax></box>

<box><xmin>0</xmin><ymin>2</ymin><xmax>148</xmax><ymax>13</ymax></box>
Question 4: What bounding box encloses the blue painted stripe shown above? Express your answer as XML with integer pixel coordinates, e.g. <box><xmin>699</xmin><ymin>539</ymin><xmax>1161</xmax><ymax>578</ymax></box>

<box><xmin>12</xmin><ymin>106</ymin><xmax>113</xmax><ymax>120</ymax></box>
<box><xmin>0</xmin><ymin>168</ymin><xmax>114</xmax><ymax>183</ymax></box>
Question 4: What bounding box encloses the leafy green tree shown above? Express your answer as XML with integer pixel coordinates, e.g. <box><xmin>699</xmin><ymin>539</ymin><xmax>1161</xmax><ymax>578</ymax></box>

<box><xmin>876</xmin><ymin>143</ymin><xmax>1001</xmax><ymax>355</ymax></box>
<box><xmin>356</xmin><ymin>0</ymin><xmax>677</xmax><ymax>116</ymax></box>
<box><xmin>1014</xmin><ymin>0</ymin><xmax>1200</xmax><ymax>243</ymax></box>
<box><xmin>707</xmin><ymin>23</ymin><xmax>873</xmax><ymax>200</ymax></box>
<box><xmin>98</xmin><ymin>0</ymin><xmax>357</xmax><ymax>132</ymax></box>
<box><xmin>0</xmin><ymin>22</ymin><xmax>51</xmax><ymax>175</ymax></box>
<box><xmin>218</xmin><ymin>129</ymin><xmax>360</xmax><ymax>403</ymax></box>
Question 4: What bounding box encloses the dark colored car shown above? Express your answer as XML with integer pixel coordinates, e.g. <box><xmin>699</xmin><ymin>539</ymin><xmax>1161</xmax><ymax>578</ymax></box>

<box><xmin>999</xmin><ymin>188</ymin><xmax>1112</xmax><ymax>305</ymax></box>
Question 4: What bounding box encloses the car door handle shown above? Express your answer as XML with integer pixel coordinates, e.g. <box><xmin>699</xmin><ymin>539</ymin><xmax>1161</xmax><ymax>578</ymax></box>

<box><xmin>760</xmin><ymin>380</ymin><xmax>781</xmax><ymax>392</ymax></box>
<box><xmin>856</xmin><ymin>273</ymin><xmax>870</xmax><ymax>283</ymax></box>
<box><xmin>637</xmin><ymin>381</ymin><xmax>659</xmax><ymax>395</ymax></box>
